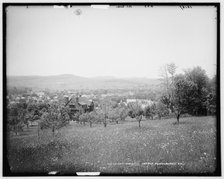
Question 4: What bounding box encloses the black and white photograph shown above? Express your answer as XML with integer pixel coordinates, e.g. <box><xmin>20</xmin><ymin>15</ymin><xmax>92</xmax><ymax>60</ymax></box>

<box><xmin>3</xmin><ymin>3</ymin><xmax>220</xmax><ymax>176</ymax></box>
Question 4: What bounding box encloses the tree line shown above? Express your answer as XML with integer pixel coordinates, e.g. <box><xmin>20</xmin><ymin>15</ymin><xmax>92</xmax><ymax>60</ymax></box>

<box><xmin>159</xmin><ymin>63</ymin><xmax>216</xmax><ymax>123</ymax></box>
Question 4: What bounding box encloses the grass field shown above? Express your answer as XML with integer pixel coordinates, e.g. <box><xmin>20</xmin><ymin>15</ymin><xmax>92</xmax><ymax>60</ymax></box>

<box><xmin>7</xmin><ymin>116</ymin><xmax>217</xmax><ymax>175</ymax></box>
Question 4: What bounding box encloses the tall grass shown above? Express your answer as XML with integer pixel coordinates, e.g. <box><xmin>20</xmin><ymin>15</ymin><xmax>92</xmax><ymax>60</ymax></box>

<box><xmin>7</xmin><ymin>116</ymin><xmax>216</xmax><ymax>174</ymax></box>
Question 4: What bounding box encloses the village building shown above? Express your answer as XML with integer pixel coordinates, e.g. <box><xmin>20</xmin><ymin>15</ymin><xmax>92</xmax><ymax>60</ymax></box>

<box><xmin>65</xmin><ymin>95</ymin><xmax>94</xmax><ymax>116</ymax></box>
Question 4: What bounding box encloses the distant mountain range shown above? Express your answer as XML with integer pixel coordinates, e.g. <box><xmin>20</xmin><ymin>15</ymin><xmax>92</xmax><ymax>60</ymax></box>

<box><xmin>7</xmin><ymin>74</ymin><xmax>162</xmax><ymax>90</ymax></box>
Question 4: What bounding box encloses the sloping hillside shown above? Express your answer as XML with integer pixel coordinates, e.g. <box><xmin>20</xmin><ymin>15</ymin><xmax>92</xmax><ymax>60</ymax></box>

<box><xmin>7</xmin><ymin>74</ymin><xmax>162</xmax><ymax>90</ymax></box>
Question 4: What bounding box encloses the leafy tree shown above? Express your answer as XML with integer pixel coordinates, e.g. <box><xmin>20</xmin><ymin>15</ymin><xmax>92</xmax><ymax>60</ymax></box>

<box><xmin>185</xmin><ymin>66</ymin><xmax>209</xmax><ymax>91</ymax></box>
<box><xmin>184</xmin><ymin>66</ymin><xmax>209</xmax><ymax>115</ymax></box>
<box><xmin>7</xmin><ymin>105</ymin><xmax>24</xmax><ymax>135</ymax></box>
<box><xmin>95</xmin><ymin>109</ymin><xmax>106</xmax><ymax>127</ymax></box>
<box><xmin>108</xmin><ymin>108</ymin><xmax>120</xmax><ymax>124</ymax></box>
<box><xmin>79</xmin><ymin>113</ymin><xmax>89</xmax><ymax>126</ymax></box>
<box><xmin>160</xmin><ymin>94</ymin><xmax>172</xmax><ymax>111</ymax></box>
<box><xmin>160</xmin><ymin>65</ymin><xmax>212</xmax><ymax>119</ymax></box>
<box><xmin>118</xmin><ymin>106</ymin><xmax>129</xmax><ymax>121</ymax></box>
<box><xmin>205</xmin><ymin>92</ymin><xmax>216</xmax><ymax>115</ymax></box>
<box><xmin>73</xmin><ymin>111</ymin><xmax>82</xmax><ymax>123</ymax></box>
<box><xmin>40</xmin><ymin>104</ymin><xmax>70</xmax><ymax>138</ymax></box>
<box><xmin>128</xmin><ymin>102</ymin><xmax>144</xmax><ymax>128</ymax></box>
<box><xmin>89</xmin><ymin>111</ymin><xmax>99</xmax><ymax>127</ymax></box>
<box><xmin>37</xmin><ymin>102</ymin><xmax>49</xmax><ymax>112</ymax></box>
<box><xmin>60</xmin><ymin>106</ymin><xmax>71</xmax><ymax>122</ymax></box>
<box><xmin>172</xmin><ymin>75</ymin><xmax>197</xmax><ymax>123</ymax></box>
<box><xmin>27</xmin><ymin>103</ymin><xmax>41</xmax><ymax>126</ymax></box>
<box><xmin>7</xmin><ymin>102</ymin><xmax>28</xmax><ymax>132</ymax></box>
<box><xmin>144</xmin><ymin>104</ymin><xmax>156</xmax><ymax>120</ymax></box>
<box><xmin>204</xmin><ymin>75</ymin><xmax>216</xmax><ymax>115</ymax></box>
<box><xmin>155</xmin><ymin>102</ymin><xmax>169</xmax><ymax>120</ymax></box>
<box><xmin>100</xmin><ymin>99</ymin><xmax>114</xmax><ymax>127</ymax></box>
<box><xmin>8</xmin><ymin>117</ymin><xmax>24</xmax><ymax>135</ymax></box>
<box><xmin>23</xmin><ymin>113</ymin><xmax>30</xmax><ymax>128</ymax></box>
<box><xmin>80</xmin><ymin>111</ymin><xmax>97</xmax><ymax>127</ymax></box>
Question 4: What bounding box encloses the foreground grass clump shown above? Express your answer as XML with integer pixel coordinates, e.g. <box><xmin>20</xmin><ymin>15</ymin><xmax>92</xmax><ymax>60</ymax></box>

<box><xmin>7</xmin><ymin>116</ymin><xmax>217</xmax><ymax>174</ymax></box>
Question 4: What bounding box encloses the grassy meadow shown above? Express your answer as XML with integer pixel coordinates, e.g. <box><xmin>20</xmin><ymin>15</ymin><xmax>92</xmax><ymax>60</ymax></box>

<box><xmin>7</xmin><ymin>116</ymin><xmax>217</xmax><ymax>175</ymax></box>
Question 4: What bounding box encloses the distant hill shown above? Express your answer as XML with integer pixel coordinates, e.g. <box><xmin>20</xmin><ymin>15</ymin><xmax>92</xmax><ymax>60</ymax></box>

<box><xmin>7</xmin><ymin>74</ymin><xmax>162</xmax><ymax>90</ymax></box>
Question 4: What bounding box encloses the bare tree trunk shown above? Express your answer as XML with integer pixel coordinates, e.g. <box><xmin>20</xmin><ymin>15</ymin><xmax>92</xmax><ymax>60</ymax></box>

<box><xmin>206</xmin><ymin>107</ymin><xmax>209</xmax><ymax>116</ymax></box>
<box><xmin>104</xmin><ymin>119</ymin><xmax>107</xmax><ymax>127</ymax></box>
<box><xmin>177</xmin><ymin>114</ymin><xmax>180</xmax><ymax>124</ymax></box>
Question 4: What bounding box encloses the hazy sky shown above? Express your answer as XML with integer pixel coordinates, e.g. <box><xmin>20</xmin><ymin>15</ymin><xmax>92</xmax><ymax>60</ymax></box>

<box><xmin>7</xmin><ymin>5</ymin><xmax>217</xmax><ymax>78</ymax></box>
